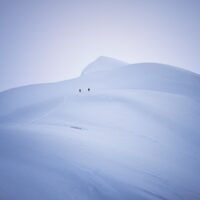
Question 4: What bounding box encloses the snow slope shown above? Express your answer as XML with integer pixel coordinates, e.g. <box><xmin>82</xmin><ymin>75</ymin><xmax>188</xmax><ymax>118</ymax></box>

<box><xmin>0</xmin><ymin>57</ymin><xmax>200</xmax><ymax>200</ymax></box>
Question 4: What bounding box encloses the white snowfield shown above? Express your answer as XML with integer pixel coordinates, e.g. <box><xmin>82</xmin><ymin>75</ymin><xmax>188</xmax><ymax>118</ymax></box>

<box><xmin>0</xmin><ymin>57</ymin><xmax>200</xmax><ymax>200</ymax></box>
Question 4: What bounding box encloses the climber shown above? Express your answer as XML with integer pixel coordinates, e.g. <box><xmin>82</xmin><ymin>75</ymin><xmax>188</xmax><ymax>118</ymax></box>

<box><xmin>79</xmin><ymin>89</ymin><xmax>81</xmax><ymax>93</ymax></box>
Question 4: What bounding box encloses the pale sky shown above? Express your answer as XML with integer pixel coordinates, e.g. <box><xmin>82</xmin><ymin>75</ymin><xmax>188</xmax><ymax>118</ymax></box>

<box><xmin>1</xmin><ymin>0</ymin><xmax>200</xmax><ymax>91</ymax></box>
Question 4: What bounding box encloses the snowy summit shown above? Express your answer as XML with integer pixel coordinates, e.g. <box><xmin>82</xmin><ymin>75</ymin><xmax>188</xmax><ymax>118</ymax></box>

<box><xmin>0</xmin><ymin>57</ymin><xmax>200</xmax><ymax>200</ymax></box>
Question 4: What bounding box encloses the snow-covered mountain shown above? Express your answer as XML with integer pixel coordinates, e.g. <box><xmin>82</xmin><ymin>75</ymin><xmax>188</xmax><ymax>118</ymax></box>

<box><xmin>0</xmin><ymin>57</ymin><xmax>200</xmax><ymax>200</ymax></box>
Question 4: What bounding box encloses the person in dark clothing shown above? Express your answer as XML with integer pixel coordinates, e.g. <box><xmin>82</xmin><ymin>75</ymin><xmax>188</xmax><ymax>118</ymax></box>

<box><xmin>88</xmin><ymin>88</ymin><xmax>90</xmax><ymax>92</ymax></box>
<box><xmin>79</xmin><ymin>89</ymin><xmax>81</xmax><ymax>93</ymax></box>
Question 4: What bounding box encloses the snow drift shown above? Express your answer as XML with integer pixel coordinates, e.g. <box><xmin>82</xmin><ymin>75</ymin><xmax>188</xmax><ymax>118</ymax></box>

<box><xmin>0</xmin><ymin>57</ymin><xmax>200</xmax><ymax>200</ymax></box>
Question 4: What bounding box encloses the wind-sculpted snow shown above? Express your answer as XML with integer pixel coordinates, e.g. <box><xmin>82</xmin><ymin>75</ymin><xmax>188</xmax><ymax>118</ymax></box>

<box><xmin>0</xmin><ymin>57</ymin><xmax>200</xmax><ymax>200</ymax></box>
<box><xmin>81</xmin><ymin>56</ymin><xmax>128</xmax><ymax>75</ymax></box>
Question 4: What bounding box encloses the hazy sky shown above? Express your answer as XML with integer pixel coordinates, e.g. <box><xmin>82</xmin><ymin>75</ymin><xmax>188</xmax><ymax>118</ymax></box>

<box><xmin>1</xmin><ymin>0</ymin><xmax>200</xmax><ymax>91</ymax></box>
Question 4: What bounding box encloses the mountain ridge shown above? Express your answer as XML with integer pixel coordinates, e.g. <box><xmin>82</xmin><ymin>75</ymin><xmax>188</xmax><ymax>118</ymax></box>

<box><xmin>0</xmin><ymin>57</ymin><xmax>200</xmax><ymax>200</ymax></box>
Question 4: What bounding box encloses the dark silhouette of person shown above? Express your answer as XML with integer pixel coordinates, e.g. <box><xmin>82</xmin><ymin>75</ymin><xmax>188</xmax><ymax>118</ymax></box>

<box><xmin>79</xmin><ymin>89</ymin><xmax>81</xmax><ymax>93</ymax></box>
<box><xmin>88</xmin><ymin>88</ymin><xmax>90</xmax><ymax>92</ymax></box>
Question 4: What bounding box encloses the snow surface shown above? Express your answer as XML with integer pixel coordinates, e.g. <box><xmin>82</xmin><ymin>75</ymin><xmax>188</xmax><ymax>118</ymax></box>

<box><xmin>0</xmin><ymin>57</ymin><xmax>200</xmax><ymax>200</ymax></box>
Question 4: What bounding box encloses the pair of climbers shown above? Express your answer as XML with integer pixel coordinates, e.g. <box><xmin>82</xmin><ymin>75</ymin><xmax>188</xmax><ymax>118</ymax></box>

<box><xmin>79</xmin><ymin>88</ymin><xmax>90</xmax><ymax>93</ymax></box>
